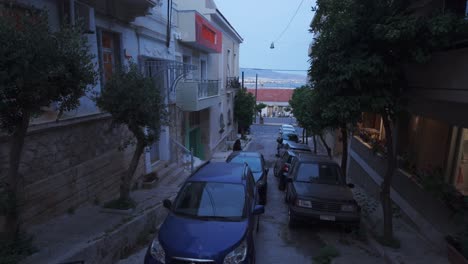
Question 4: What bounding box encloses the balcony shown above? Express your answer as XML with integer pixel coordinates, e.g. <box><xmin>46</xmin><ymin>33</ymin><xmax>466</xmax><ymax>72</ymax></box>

<box><xmin>226</xmin><ymin>77</ymin><xmax>241</xmax><ymax>89</ymax></box>
<box><xmin>177</xmin><ymin>11</ymin><xmax>222</xmax><ymax>53</ymax></box>
<box><xmin>85</xmin><ymin>0</ymin><xmax>156</xmax><ymax>22</ymax></box>
<box><xmin>176</xmin><ymin>80</ymin><xmax>220</xmax><ymax>111</ymax></box>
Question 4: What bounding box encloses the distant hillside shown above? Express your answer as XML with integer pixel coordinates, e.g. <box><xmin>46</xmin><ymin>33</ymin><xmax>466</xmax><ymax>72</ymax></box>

<box><xmin>240</xmin><ymin>68</ymin><xmax>307</xmax><ymax>89</ymax></box>
<box><xmin>241</xmin><ymin>68</ymin><xmax>307</xmax><ymax>81</ymax></box>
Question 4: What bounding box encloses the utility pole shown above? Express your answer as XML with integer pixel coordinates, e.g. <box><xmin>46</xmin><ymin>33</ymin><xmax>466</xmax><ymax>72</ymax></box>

<box><xmin>255</xmin><ymin>74</ymin><xmax>258</xmax><ymax>123</ymax></box>
<box><xmin>241</xmin><ymin>71</ymin><xmax>244</xmax><ymax>89</ymax></box>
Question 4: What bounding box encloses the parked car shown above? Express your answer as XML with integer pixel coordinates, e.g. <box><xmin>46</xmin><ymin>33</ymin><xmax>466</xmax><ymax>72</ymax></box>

<box><xmin>279</xmin><ymin>124</ymin><xmax>297</xmax><ymax>135</ymax></box>
<box><xmin>226</xmin><ymin>151</ymin><xmax>269</xmax><ymax>205</ymax></box>
<box><xmin>145</xmin><ymin>162</ymin><xmax>264</xmax><ymax>264</ymax></box>
<box><xmin>276</xmin><ymin>133</ymin><xmax>300</xmax><ymax>156</ymax></box>
<box><xmin>277</xmin><ymin>141</ymin><xmax>311</xmax><ymax>158</ymax></box>
<box><xmin>273</xmin><ymin>147</ymin><xmax>311</xmax><ymax>191</ymax></box>
<box><xmin>284</xmin><ymin>154</ymin><xmax>361</xmax><ymax>228</ymax></box>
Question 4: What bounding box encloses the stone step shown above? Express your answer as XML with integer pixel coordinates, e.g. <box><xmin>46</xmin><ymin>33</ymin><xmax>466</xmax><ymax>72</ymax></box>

<box><xmin>150</xmin><ymin>160</ymin><xmax>167</xmax><ymax>172</ymax></box>
<box><xmin>156</xmin><ymin>163</ymin><xmax>178</xmax><ymax>183</ymax></box>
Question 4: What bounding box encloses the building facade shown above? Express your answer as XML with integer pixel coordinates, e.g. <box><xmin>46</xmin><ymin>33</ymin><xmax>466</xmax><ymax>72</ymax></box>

<box><xmin>0</xmin><ymin>0</ymin><xmax>242</xmax><ymax>227</ymax></box>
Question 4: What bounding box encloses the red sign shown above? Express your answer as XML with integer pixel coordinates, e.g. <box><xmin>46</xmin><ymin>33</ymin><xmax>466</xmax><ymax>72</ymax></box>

<box><xmin>195</xmin><ymin>13</ymin><xmax>222</xmax><ymax>53</ymax></box>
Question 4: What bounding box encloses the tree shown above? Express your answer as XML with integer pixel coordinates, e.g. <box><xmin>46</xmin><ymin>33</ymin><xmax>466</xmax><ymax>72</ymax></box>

<box><xmin>0</xmin><ymin>8</ymin><xmax>96</xmax><ymax>240</ymax></box>
<box><xmin>255</xmin><ymin>103</ymin><xmax>267</xmax><ymax>115</ymax></box>
<box><xmin>234</xmin><ymin>88</ymin><xmax>256</xmax><ymax>135</ymax></box>
<box><xmin>96</xmin><ymin>63</ymin><xmax>167</xmax><ymax>205</ymax></box>
<box><xmin>310</xmin><ymin>0</ymin><xmax>467</xmax><ymax>243</ymax></box>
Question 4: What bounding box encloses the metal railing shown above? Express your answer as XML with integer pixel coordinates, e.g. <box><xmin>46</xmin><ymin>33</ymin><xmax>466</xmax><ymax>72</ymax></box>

<box><xmin>226</xmin><ymin>77</ymin><xmax>241</xmax><ymax>89</ymax></box>
<box><xmin>198</xmin><ymin>80</ymin><xmax>219</xmax><ymax>99</ymax></box>
<box><xmin>171</xmin><ymin>138</ymin><xmax>194</xmax><ymax>173</ymax></box>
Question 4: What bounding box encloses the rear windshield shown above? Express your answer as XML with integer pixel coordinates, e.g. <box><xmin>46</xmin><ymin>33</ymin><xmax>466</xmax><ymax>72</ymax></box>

<box><xmin>295</xmin><ymin>163</ymin><xmax>343</xmax><ymax>185</ymax></box>
<box><xmin>282</xmin><ymin>133</ymin><xmax>299</xmax><ymax>142</ymax></box>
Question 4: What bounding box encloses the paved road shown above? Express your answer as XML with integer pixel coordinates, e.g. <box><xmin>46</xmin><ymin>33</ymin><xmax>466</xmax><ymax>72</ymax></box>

<box><xmin>248</xmin><ymin>124</ymin><xmax>383</xmax><ymax>264</ymax></box>
<box><xmin>246</xmin><ymin>124</ymin><xmax>324</xmax><ymax>263</ymax></box>
<box><xmin>120</xmin><ymin>124</ymin><xmax>383</xmax><ymax>264</ymax></box>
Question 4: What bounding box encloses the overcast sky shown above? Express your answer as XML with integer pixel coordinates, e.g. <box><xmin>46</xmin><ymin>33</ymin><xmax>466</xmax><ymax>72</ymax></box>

<box><xmin>215</xmin><ymin>0</ymin><xmax>316</xmax><ymax>75</ymax></box>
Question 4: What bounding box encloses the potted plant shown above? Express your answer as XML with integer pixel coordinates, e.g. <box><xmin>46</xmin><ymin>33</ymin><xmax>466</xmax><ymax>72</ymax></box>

<box><xmin>142</xmin><ymin>171</ymin><xmax>159</xmax><ymax>189</ymax></box>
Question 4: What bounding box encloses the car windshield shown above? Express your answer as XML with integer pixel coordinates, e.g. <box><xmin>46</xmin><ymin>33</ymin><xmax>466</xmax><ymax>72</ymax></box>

<box><xmin>173</xmin><ymin>182</ymin><xmax>246</xmax><ymax>220</ymax></box>
<box><xmin>295</xmin><ymin>163</ymin><xmax>343</xmax><ymax>185</ymax></box>
<box><xmin>229</xmin><ymin>156</ymin><xmax>262</xmax><ymax>173</ymax></box>
<box><xmin>282</xmin><ymin>133</ymin><xmax>299</xmax><ymax>142</ymax></box>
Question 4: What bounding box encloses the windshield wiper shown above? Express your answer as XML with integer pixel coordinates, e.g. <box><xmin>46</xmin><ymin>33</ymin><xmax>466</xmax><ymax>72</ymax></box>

<box><xmin>198</xmin><ymin>215</ymin><xmax>242</xmax><ymax>221</ymax></box>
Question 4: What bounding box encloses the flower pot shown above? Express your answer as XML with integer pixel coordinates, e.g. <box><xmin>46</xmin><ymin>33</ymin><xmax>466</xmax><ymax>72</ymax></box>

<box><xmin>447</xmin><ymin>239</ymin><xmax>468</xmax><ymax>264</ymax></box>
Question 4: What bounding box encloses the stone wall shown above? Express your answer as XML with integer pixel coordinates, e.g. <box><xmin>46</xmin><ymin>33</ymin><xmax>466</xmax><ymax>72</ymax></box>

<box><xmin>0</xmin><ymin>114</ymin><xmax>145</xmax><ymax>226</ymax></box>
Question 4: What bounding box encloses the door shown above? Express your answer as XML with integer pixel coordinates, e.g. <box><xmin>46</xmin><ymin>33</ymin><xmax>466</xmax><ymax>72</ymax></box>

<box><xmin>188</xmin><ymin>128</ymin><xmax>204</xmax><ymax>160</ymax></box>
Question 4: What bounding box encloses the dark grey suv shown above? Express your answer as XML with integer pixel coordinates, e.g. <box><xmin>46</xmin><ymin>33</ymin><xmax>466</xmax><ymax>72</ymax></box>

<box><xmin>284</xmin><ymin>154</ymin><xmax>360</xmax><ymax>228</ymax></box>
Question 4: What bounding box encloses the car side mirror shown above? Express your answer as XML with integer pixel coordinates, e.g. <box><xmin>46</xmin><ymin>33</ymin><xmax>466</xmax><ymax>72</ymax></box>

<box><xmin>286</xmin><ymin>177</ymin><xmax>293</xmax><ymax>183</ymax></box>
<box><xmin>163</xmin><ymin>199</ymin><xmax>172</xmax><ymax>210</ymax></box>
<box><xmin>347</xmin><ymin>183</ymin><xmax>355</xmax><ymax>189</ymax></box>
<box><xmin>253</xmin><ymin>205</ymin><xmax>265</xmax><ymax>215</ymax></box>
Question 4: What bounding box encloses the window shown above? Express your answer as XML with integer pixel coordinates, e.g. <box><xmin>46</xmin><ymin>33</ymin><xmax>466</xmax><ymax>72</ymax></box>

<box><xmin>173</xmin><ymin>182</ymin><xmax>246</xmax><ymax>219</ymax></box>
<box><xmin>246</xmin><ymin>171</ymin><xmax>255</xmax><ymax>199</ymax></box>
<box><xmin>97</xmin><ymin>30</ymin><xmax>121</xmax><ymax>83</ymax></box>
<box><xmin>228</xmin><ymin>156</ymin><xmax>263</xmax><ymax>177</ymax></box>
<box><xmin>295</xmin><ymin>163</ymin><xmax>343</xmax><ymax>185</ymax></box>
<box><xmin>189</xmin><ymin>111</ymin><xmax>200</xmax><ymax>127</ymax></box>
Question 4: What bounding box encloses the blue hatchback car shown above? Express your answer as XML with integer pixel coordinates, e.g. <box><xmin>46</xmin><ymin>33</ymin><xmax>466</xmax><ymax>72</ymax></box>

<box><xmin>144</xmin><ymin>162</ymin><xmax>265</xmax><ymax>264</ymax></box>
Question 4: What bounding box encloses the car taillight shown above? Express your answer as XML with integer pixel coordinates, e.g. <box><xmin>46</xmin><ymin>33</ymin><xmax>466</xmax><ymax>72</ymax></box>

<box><xmin>283</xmin><ymin>164</ymin><xmax>289</xmax><ymax>172</ymax></box>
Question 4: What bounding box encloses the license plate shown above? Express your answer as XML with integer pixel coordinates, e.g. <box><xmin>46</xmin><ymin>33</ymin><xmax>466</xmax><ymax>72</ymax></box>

<box><xmin>320</xmin><ymin>215</ymin><xmax>336</xmax><ymax>221</ymax></box>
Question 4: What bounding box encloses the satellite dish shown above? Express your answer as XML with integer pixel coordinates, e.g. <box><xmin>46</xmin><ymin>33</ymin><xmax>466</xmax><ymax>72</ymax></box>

<box><xmin>270</xmin><ymin>42</ymin><xmax>275</xmax><ymax>49</ymax></box>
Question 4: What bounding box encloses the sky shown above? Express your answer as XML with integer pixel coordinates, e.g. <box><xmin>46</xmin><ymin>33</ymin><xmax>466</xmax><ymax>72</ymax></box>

<box><xmin>215</xmin><ymin>0</ymin><xmax>316</xmax><ymax>76</ymax></box>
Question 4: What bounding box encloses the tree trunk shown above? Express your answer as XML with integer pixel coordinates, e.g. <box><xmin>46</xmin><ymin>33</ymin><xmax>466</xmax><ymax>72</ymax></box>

<box><xmin>4</xmin><ymin>111</ymin><xmax>30</xmax><ymax>240</ymax></box>
<box><xmin>302</xmin><ymin>128</ymin><xmax>305</xmax><ymax>143</ymax></box>
<box><xmin>341</xmin><ymin>126</ymin><xmax>348</xmax><ymax>181</ymax></box>
<box><xmin>313</xmin><ymin>135</ymin><xmax>317</xmax><ymax>154</ymax></box>
<box><xmin>319</xmin><ymin>134</ymin><xmax>332</xmax><ymax>158</ymax></box>
<box><xmin>381</xmin><ymin>111</ymin><xmax>395</xmax><ymax>241</ymax></box>
<box><xmin>120</xmin><ymin>127</ymin><xmax>146</xmax><ymax>202</ymax></box>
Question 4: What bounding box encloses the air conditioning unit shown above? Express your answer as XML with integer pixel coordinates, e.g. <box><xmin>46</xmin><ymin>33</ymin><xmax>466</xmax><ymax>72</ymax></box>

<box><xmin>62</xmin><ymin>0</ymin><xmax>95</xmax><ymax>34</ymax></box>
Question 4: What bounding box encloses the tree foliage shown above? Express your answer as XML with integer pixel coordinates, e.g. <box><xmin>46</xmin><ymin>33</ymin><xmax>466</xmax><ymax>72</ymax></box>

<box><xmin>0</xmin><ymin>6</ymin><xmax>97</xmax><ymax>243</ymax></box>
<box><xmin>96</xmin><ymin>62</ymin><xmax>168</xmax><ymax>203</ymax></box>
<box><xmin>234</xmin><ymin>88</ymin><xmax>256</xmax><ymax>133</ymax></box>
<box><xmin>309</xmin><ymin>0</ymin><xmax>468</xmax><ymax>241</ymax></box>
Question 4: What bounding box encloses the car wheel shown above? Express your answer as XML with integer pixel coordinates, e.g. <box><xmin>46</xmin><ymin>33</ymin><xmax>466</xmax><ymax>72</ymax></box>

<box><xmin>288</xmin><ymin>208</ymin><xmax>296</xmax><ymax>228</ymax></box>
<box><xmin>278</xmin><ymin>179</ymin><xmax>285</xmax><ymax>191</ymax></box>
<box><xmin>256</xmin><ymin>216</ymin><xmax>260</xmax><ymax>233</ymax></box>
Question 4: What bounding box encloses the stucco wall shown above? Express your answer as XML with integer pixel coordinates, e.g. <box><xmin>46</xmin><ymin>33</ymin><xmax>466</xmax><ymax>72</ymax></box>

<box><xmin>0</xmin><ymin>116</ymin><xmax>145</xmax><ymax>225</ymax></box>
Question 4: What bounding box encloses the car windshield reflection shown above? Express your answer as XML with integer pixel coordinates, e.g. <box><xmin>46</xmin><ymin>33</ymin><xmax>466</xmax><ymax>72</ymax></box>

<box><xmin>295</xmin><ymin>163</ymin><xmax>343</xmax><ymax>185</ymax></box>
<box><xmin>173</xmin><ymin>182</ymin><xmax>246</xmax><ymax>220</ymax></box>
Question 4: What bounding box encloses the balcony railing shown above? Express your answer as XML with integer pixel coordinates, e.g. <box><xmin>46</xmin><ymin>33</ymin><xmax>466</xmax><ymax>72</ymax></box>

<box><xmin>226</xmin><ymin>77</ymin><xmax>241</xmax><ymax>89</ymax></box>
<box><xmin>198</xmin><ymin>80</ymin><xmax>220</xmax><ymax>98</ymax></box>
<box><xmin>176</xmin><ymin>80</ymin><xmax>220</xmax><ymax>111</ymax></box>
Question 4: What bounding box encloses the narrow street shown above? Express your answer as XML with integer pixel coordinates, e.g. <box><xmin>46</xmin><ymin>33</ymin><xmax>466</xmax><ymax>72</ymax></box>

<box><xmin>120</xmin><ymin>122</ymin><xmax>383</xmax><ymax>264</ymax></box>
<box><xmin>248</xmin><ymin>124</ymin><xmax>383</xmax><ymax>264</ymax></box>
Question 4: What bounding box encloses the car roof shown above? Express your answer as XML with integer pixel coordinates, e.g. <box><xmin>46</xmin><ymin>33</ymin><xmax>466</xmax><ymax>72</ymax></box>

<box><xmin>228</xmin><ymin>151</ymin><xmax>262</xmax><ymax>158</ymax></box>
<box><xmin>294</xmin><ymin>153</ymin><xmax>336</xmax><ymax>164</ymax></box>
<box><xmin>189</xmin><ymin>162</ymin><xmax>246</xmax><ymax>184</ymax></box>
<box><xmin>286</xmin><ymin>142</ymin><xmax>310</xmax><ymax>150</ymax></box>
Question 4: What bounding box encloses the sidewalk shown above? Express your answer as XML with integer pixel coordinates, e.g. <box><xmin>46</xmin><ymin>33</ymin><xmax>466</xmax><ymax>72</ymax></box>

<box><xmin>211</xmin><ymin>135</ymin><xmax>253</xmax><ymax>162</ymax></box>
<box><xmin>309</xmin><ymin>138</ymin><xmax>449</xmax><ymax>264</ymax></box>
<box><xmin>21</xmin><ymin>164</ymin><xmax>192</xmax><ymax>264</ymax></box>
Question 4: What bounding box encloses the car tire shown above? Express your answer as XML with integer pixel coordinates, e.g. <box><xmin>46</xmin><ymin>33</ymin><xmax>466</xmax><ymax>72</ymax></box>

<box><xmin>288</xmin><ymin>208</ymin><xmax>297</xmax><ymax>228</ymax></box>
<box><xmin>278</xmin><ymin>180</ymin><xmax>285</xmax><ymax>191</ymax></box>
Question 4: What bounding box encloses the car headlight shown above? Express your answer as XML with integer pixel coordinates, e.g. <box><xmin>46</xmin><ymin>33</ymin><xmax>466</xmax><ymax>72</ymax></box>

<box><xmin>223</xmin><ymin>240</ymin><xmax>247</xmax><ymax>264</ymax></box>
<box><xmin>150</xmin><ymin>238</ymin><xmax>166</xmax><ymax>263</ymax></box>
<box><xmin>295</xmin><ymin>199</ymin><xmax>312</xmax><ymax>208</ymax></box>
<box><xmin>341</xmin><ymin>204</ymin><xmax>357</xmax><ymax>212</ymax></box>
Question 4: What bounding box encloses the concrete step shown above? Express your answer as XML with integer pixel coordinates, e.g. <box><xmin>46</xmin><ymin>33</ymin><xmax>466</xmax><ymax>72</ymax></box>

<box><xmin>156</xmin><ymin>163</ymin><xmax>178</xmax><ymax>183</ymax></box>
<box><xmin>150</xmin><ymin>160</ymin><xmax>167</xmax><ymax>172</ymax></box>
